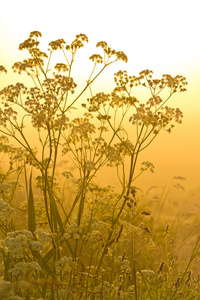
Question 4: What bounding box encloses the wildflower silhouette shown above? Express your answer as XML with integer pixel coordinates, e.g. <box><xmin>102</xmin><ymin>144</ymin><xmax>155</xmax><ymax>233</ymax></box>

<box><xmin>0</xmin><ymin>31</ymin><xmax>197</xmax><ymax>300</ymax></box>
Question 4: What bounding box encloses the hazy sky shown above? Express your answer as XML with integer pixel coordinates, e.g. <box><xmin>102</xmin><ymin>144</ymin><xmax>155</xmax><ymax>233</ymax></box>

<box><xmin>1</xmin><ymin>0</ymin><xmax>200</xmax><ymax>190</ymax></box>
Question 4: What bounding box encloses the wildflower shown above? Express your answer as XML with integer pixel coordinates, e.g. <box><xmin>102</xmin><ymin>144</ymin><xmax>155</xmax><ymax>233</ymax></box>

<box><xmin>92</xmin><ymin>220</ymin><xmax>110</xmax><ymax>232</ymax></box>
<box><xmin>64</xmin><ymin>223</ymin><xmax>80</xmax><ymax>239</ymax></box>
<box><xmin>139</xmin><ymin>69</ymin><xmax>153</xmax><ymax>77</ymax></box>
<box><xmin>96</xmin><ymin>41</ymin><xmax>108</xmax><ymax>49</ymax></box>
<box><xmin>62</xmin><ymin>171</ymin><xmax>73</xmax><ymax>179</ymax></box>
<box><xmin>8</xmin><ymin>262</ymin><xmax>41</xmax><ymax>277</ymax></box>
<box><xmin>96</xmin><ymin>114</ymin><xmax>111</xmax><ymax>122</ymax></box>
<box><xmin>65</xmin><ymin>34</ymin><xmax>88</xmax><ymax>52</ymax></box>
<box><xmin>106</xmin><ymin>145</ymin><xmax>122</xmax><ymax>167</ymax></box>
<box><xmin>85</xmin><ymin>161</ymin><xmax>96</xmax><ymax>171</ymax></box>
<box><xmin>76</xmin><ymin>33</ymin><xmax>89</xmax><ymax>42</ymax></box>
<box><xmin>162</xmin><ymin>74</ymin><xmax>187</xmax><ymax>92</ymax></box>
<box><xmin>18</xmin><ymin>32</ymin><xmax>41</xmax><ymax>51</ymax></box>
<box><xmin>48</xmin><ymin>39</ymin><xmax>66</xmax><ymax>50</ymax></box>
<box><xmin>55</xmin><ymin>256</ymin><xmax>76</xmax><ymax>273</ymax></box>
<box><xmin>116</xmin><ymin>51</ymin><xmax>128</xmax><ymax>63</ymax></box>
<box><xmin>3</xmin><ymin>230</ymin><xmax>34</xmax><ymax>260</ymax></box>
<box><xmin>87</xmin><ymin>92</ymin><xmax>110</xmax><ymax>112</ymax></box>
<box><xmin>140</xmin><ymin>161</ymin><xmax>155</xmax><ymax>173</ymax></box>
<box><xmin>29</xmin><ymin>31</ymin><xmax>42</xmax><ymax>38</ymax></box>
<box><xmin>30</xmin><ymin>241</ymin><xmax>44</xmax><ymax>252</ymax></box>
<box><xmin>9</xmin><ymin>262</ymin><xmax>28</xmax><ymax>277</ymax></box>
<box><xmin>54</xmin><ymin>63</ymin><xmax>68</xmax><ymax>73</ymax></box>
<box><xmin>89</xmin><ymin>54</ymin><xmax>103</xmax><ymax>64</ymax></box>
<box><xmin>114</xmin><ymin>140</ymin><xmax>134</xmax><ymax>156</ymax></box>
<box><xmin>29</xmin><ymin>47</ymin><xmax>48</xmax><ymax>60</ymax></box>
<box><xmin>0</xmin><ymin>199</ymin><xmax>15</xmax><ymax>219</ymax></box>
<box><xmin>0</xmin><ymin>65</ymin><xmax>7</xmax><ymax>73</ymax></box>
<box><xmin>27</xmin><ymin>261</ymin><xmax>42</xmax><ymax>272</ymax></box>
<box><xmin>147</xmin><ymin>96</ymin><xmax>162</xmax><ymax>107</ymax></box>
<box><xmin>96</xmin><ymin>41</ymin><xmax>127</xmax><ymax>62</ymax></box>
<box><xmin>175</xmin><ymin>108</ymin><xmax>183</xmax><ymax>123</ymax></box>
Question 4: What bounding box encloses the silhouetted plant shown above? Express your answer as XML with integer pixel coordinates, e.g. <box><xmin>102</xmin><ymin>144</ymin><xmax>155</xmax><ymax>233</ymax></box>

<box><xmin>0</xmin><ymin>31</ymin><xmax>199</xmax><ymax>300</ymax></box>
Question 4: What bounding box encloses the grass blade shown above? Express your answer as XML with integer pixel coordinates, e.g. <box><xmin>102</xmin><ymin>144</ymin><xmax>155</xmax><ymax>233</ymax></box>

<box><xmin>27</xmin><ymin>170</ymin><xmax>36</xmax><ymax>233</ymax></box>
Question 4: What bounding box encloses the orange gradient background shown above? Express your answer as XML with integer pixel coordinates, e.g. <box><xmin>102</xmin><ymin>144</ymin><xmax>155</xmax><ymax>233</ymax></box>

<box><xmin>1</xmin><ymin>0</ymin><xmax>200</xmax><ymax>191</ymax></box>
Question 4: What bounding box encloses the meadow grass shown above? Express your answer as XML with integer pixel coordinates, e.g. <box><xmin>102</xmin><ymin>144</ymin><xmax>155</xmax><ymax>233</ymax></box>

<box><xmin>0</xmin><ymin>31</ymin><xmax>199</xmax><ymax>299</ymax></box>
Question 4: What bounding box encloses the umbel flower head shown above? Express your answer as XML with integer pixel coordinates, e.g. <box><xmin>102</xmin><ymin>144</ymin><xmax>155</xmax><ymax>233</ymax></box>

<box><xmin>96</xmin><ymin>41</ymin><xmax>128</xmax><ymax>63</ymax></box>
<box><xmin>0</xmin><ymin>65</ymin><xmax>7</xmax><ymax>74</ymax></box>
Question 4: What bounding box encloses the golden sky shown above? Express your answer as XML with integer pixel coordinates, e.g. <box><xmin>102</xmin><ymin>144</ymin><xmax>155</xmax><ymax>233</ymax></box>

<box><xmin>1</xmin><ymin>0</ymin><xmax>200</xmax><ymax>190</ymax></box>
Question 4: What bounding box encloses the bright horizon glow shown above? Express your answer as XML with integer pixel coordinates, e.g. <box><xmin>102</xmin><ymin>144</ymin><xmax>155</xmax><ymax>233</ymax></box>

<box><xmin>1</xmin><ymin>0</ymin><xmax>200</xmax><ymax>190</ymax></box>
<box><xmin>1</xmin><ymin>0</ymin><xmax>200</xmax><ymax>72</ymax></box>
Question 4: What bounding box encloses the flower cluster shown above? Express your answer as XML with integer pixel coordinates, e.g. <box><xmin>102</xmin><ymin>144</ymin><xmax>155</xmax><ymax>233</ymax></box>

<box><xmin>55</xmin><ymin>256</ymin><xmax>76</xmax><ymax>273</ymax></box>
<box><xmin>86</xmin><ymin>88</ymin><xmax>138</xmax><ymax>115</ymax></box>
<box><xmin>96</xmin><ymin>41</ymin><xmax>128</xmax><ymax>63</ymax></box>
<box><xmin>48</xmin><ymin>38</ymin><xmax>66</xmax><ymax>50</ymax></box>
<box><xmin>17</xmin><ymin>31</ymin><xmax>48</xmax><ymax>70</ymax></box>
<box><xmin>140</xmin><ymin>161</ymin><xmax>155</xmax><ymax>173</ymax></box>
<box><xmin>24</xmin><ymin>92</ymin><xmax>58</xmax><ymax>129</ymax></box>
<box><xmin>49</xmin><ymin>33</ymin><xmax>89</xmax><ymax>53</ymax></box>
<box><xmin>12</xmin><ymin>60</ymin><xmax>35</xmax><ymax>75</ymax></box>
<box><xmin>110</xmin><ymin>88</ymin><xmax>138</xmax><ymax>108</ymax></box>
<box><xmin>114</xmin><ymin>140</ymin><xmax>134</xmax><ymax>157</ymax></box>
<box><xmin>147</xmin><ymin>96</ymin><xmax>162</xmax><ymax>107</ymax></box>
<box><xmin>114</xmin><ymin>69</ymin><xmax>188</xmax><ymax>94</ymax></box>
<box><xmin>18</xmin><ymin>36</ymin><xmax>40</xmax><ymax>51</ymax></box>
<box><xmin>8</xmin><ymin>261</ymin><xmax>41</xmax><ymax>277</ymax></box>
<box><xmin>0</xmin><ymin>198</ymin><xmax>15</xmax><ymax>213</ymax></box>
<box><xmin>86</xmin><ymin>93</ymin><xmax>110</xmax><ymax>112</ymax></box>
<box><xmin>0</xmin><ymin>82</ymin><xmax>27</xmax><ymax>102</ymax></box>
<box><xmin>0</xmin><ymin>83</ymin><xmax>27</xmax><ymax>126</ymax></box>
<box><xmin>114</xmin><ymin>70</ymin><xmax>144</xmax><ymax>89</ymax></box>
<box><xmin>12</xmin><ymin>54</ymin><xmax>48</xmax><ymax>75</ymax></box>
<box><xmin>0</xmin><ymin>77</ymin><xmax>75</xmax><ymax>131</ymax></box>
<box><xmin>42</xmin><ymin>75</ymin><xmax>77</xmax><ymax>94</ymax></box>
<box><xmin>105</xmin><ymin>145</ymin><xmax>122</xmax><ymax>167</ymax></box>
<box><xmin>161</xmin><ymin>74</ymin><xmax>187</xmax><ymax>92</ymax></box>
<box><xmin>54</xmin><ymin>62</ymin><xmax>68</xmax><ymax>73</ymax></box>
<box><xmin>114</xmin><ymin>70</ymin><xmax>129</xmax><ymax>87</ymax></box>
<box><xmin>3</xmin><ymin>230</ymin><xmax>34</xmax><ymax>260</ymax></box>
<box><xmin>64</xmin><ymin>222</ymin><xmax>81</xmax><ymax>240</ymax></box>
<box><xmin>0</xmin><ymin>30</ymin><xmax>191</xmax><ymax>299</ymax></box>
<box><xmin>69</xmin><ymin>119</ymin><xmax>96</xmax><ymax>141</ymax></box>
<box><xmin>89</xmin><ymin>54</ymin><xmax>103</xmax><ymax>64</ymax></box>
<box><xmin>129</xmin><ymin>103</ymin><xmax>183</xmax><ymax>129</ymax></box>
<box><xmin>0</xmin><ymin>65</ymin><xmax>7</xmax><ymax>74</ymax></box>
<box><xmin>139</xmin><ymin>70</ymin><xmax>188</xmax><ymax>93</ymax></box>
<box><xmin>0</xmin><ymin>106</ymin><xmax>18</xmax><ymax>127</ymax></box>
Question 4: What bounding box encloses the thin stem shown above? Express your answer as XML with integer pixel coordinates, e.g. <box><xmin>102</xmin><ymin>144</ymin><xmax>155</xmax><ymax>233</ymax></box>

<box><xmin>65</xmin><ymin>60</ymin><xmax>116</xmax><ymax>112</ymax></box>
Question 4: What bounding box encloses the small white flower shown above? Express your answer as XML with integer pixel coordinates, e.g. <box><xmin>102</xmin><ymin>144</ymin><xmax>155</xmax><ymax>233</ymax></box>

<box><xmin>30</xmin><ymin>241</ymin><xmax>44</xmax><ymax>252</ymax></box>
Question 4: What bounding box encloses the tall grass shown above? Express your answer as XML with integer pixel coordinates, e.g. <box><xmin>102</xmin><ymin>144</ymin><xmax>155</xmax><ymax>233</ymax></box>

<box><xmin>0</xmin><ymin>31</ymin><xmax>198</xmax><ymax>299</ymax></box>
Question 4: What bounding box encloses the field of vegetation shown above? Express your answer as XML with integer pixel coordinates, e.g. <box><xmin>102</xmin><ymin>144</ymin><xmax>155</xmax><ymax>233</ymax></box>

<box><xmin>0</xmin><ymin>31</ymin><xmax>199</xmax><ymax>299</ymax></box>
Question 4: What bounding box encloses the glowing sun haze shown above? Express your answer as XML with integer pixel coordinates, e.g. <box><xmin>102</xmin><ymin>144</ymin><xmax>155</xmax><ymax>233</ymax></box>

<box><xmin>1</xmin><ymin>0</ymin><xmax>200</xmax><ymax>190</ymax></box>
